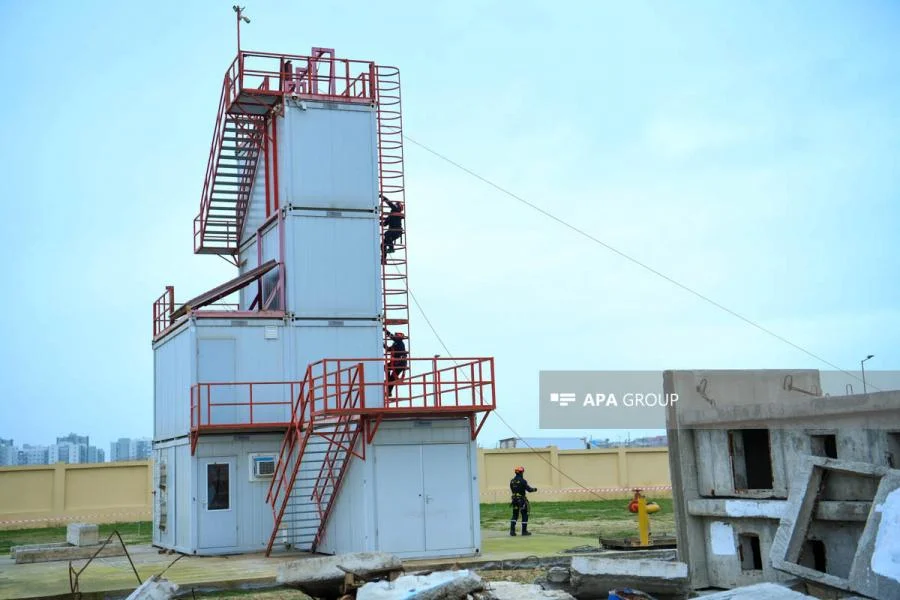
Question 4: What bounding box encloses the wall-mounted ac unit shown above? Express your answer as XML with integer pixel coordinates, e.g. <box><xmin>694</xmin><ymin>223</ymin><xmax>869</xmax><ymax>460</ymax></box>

<box><xmin>249</xmin><ymin>454</ymin><xmax>276</xmax><ymax>481</ymax></box>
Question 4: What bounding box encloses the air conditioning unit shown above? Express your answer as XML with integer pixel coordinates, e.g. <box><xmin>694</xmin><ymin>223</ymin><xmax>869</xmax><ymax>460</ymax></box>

<box><xmin>249</xmin><ymin>454</ymin><xmax>276</xmax><ymax>481</ymax></box>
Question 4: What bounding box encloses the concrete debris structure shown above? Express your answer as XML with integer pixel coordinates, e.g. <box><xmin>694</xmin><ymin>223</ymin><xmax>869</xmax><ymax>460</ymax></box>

<box><xmin>665</xmin><ymin>369</ymin><xmax>900</xmax><ymax>599</ymax></box>
<box><xmin>124</xmin><ymin>575</ymin><xmax>179</xmax><ymax>600</ymax></box>
<box><xmin>277</xmin><ymin>551</ymin><xmax>403</xmax><ymax>595</ymax></box>
<box><xmin>357</xmin><ymin>570</ymin><xmax>484</xmax><ymax>600</ymax></box>
<box><xmin>567</xmin><ymin>557</ymin><xmax>690</xmax><ymax>600</ymax></box>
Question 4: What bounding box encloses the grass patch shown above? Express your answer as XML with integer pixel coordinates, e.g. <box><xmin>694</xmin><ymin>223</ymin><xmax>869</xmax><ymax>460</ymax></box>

<box><xmin>480</xmin><ymin>499</ymin><xmax>675</xmax><ymax>539</ymax></box>
<box><xmin>0</xmin><ymin>521</ymin><xmax>152</xmax><ymax>554</ymax></box>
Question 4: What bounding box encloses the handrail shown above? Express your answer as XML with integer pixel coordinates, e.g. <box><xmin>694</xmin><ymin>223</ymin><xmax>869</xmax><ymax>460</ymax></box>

<box><xmin>190</xmin><ymin>381</ymin><xmax>303</xmax><ymax>430</ymax></box>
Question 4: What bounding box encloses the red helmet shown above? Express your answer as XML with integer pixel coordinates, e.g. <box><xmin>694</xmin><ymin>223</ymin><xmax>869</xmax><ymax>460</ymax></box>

<box><xmin>393</xmin><ymin>332</ymin><xmax>405</xmax><ymax>338</ymax></box>
<box><xmin>514</xmin><ymin>466</ymin><xmax>525</xmax><ymax>473</ymax></box>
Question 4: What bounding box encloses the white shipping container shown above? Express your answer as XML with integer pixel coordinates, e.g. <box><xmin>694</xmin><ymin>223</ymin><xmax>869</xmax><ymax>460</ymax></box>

<box><xmin>285</xmin><ymin>210</ymin><xmax>381</xmax><ymax>319</ymax></box>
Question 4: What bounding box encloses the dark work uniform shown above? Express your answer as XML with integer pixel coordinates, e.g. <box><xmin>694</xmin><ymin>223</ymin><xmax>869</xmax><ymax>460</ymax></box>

<box><xmin>385</xmin><ymin>336</ymin><xmax>408</xmax><ymax>397</ymax></box>
<box><xmin>381</xmin><ymin>198</ymin><xmax>404</xmax><ymax>263</ymax></box>
<box><xmin>509</xmin><ymin>473</ymin><xmax>537</xmax><ymax>535</ymax></box>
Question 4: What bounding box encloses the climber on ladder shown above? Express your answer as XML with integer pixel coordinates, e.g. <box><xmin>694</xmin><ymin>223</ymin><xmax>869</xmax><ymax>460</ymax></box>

<box><xmin>384</xmin><ymin>330</ymin><xmax>408</xmax><ymax>398</ymax></box>
<box><xmin>381</xmin><ymin>194</ymin><xmax>404</xmax><ymax>265</ymax></box>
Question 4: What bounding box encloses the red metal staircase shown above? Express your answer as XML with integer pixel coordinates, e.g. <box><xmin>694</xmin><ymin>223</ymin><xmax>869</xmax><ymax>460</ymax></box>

<box><xmin>265</xmin><ymin>363</ymin><xmax>365</xmax><ymax>555</ymax></box>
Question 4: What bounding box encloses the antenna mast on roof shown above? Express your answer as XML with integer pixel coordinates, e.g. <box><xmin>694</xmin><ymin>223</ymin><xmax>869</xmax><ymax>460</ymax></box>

<box><xmin>233</xmin><ymin>5</ymin><xmax>251</xmax><ymax>54</ymax></box>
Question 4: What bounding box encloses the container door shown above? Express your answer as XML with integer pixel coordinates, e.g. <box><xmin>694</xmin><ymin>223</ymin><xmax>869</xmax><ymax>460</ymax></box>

<box><xmin>197</xmin><ymin>338</ymin><xmax>237</xmax><ymax>425</ymax></box>
<box><xmin>374</xmin><ymin>445</ymin><xmax>425</xmax><ymax>553</ymax></box>
<box><xmin>198</xmin><ymin>457</ymin><xmax>238</xmax><ymax>550</ymax></box>
<box><xmin>423</xmin><ymin>444</ymin><xmax>473</xmax><ymax>552</ymax></box>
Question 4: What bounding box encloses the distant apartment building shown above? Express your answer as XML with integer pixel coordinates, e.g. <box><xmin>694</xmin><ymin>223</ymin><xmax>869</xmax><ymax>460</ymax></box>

<box><xmin>18</xmin><ymin>444</ymin><xmax>49</xmax><ymax>465</ymax></box>
<box><xmin>0</xmin><ymin>439</ymin><xmax>16</xmax><ymax>466</ymax></box>
<box><xmin>110</xmin><ymin>437</ymin><xmax>151</xmax><ymax>462</ymax></box>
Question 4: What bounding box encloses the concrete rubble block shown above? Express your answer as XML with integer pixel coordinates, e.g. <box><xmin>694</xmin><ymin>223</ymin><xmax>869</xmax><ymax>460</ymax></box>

<box><xmin>569</xmin><ymin>557</ymin><xmax>690</xmax><ymax>600</ymax></box>
<box><xmin>14</xmin><ymin>542</ymin><xmax>125</xmax><ymax>564</ymax></box>
<box><xmin>276</xmin><ymin>552</ymin><xmax>403</xmax><ymax>596</ymax></box>
<box><xmin>125</xmin><ymin>575</ymin><xmax>179</xmax><ymax>600</ymax></box>
<box><xmin>66</xmin><ymin>522</ymin><xmax>100</xmax><ymax>546</ymax></box>
<box><xmin>8</xmin><ymin>542</ymin><xmax>70</xmax><ymax>558</ymax></box>
<box><xmin>546</xmin><ymin>566</ymin><xmax>571</xmax><ymax>584</ymax></box>
<box><xmin>356</xmin><ymin>570</ymin><xmax>484</xmax><ymax>600</ymax></box>
<box><xmin>693</xmin><ymin>582</ymin><xmax>815</xmax><ymax>599</ymax></box>
<box><xmin>483</xmin><ymin>581</ymin><xmax>576</xmax><ymax>600</ymax></box>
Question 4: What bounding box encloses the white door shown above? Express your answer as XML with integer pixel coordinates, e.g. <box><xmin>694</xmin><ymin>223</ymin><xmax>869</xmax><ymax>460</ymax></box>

<box><xmin>374</xmin><ymin>445</ymin><xmax>425</xmax><ymax>553</ymax></box>
<box><xmin>423</xmin><ymin>444</ymin><xmax>473</xmax><ymax>551</ymax></box>
<box><xmin>198</xmin><ymin>457</ymin><xmax>238</xmax><ymax>549</ymax></box>
<box><xmin>198</xmin><ymin>338</ymin><xmax>237</xmax><ymax>425</ymax></box>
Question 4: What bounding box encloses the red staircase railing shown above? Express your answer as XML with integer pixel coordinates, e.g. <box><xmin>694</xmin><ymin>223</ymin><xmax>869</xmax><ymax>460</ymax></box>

<box><xmin>265</xmin><ymin>367</ymin><xmax>314</xmax><ymax>553</ymax></box>
<box><xmin>308</xmin><ymin>364</ymin><xmax>365</xmax><ymax>550</ymax></box>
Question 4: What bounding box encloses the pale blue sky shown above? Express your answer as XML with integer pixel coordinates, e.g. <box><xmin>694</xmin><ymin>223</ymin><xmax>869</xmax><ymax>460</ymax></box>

<box><xmin>1</xmin><ymin>1</ymin><xmax>898</xmax><ymax>453</ymax></box>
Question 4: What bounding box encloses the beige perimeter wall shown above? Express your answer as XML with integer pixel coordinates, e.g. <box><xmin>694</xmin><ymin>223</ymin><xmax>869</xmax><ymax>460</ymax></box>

<box><xmin>0</xmin><ymin>448</ymin><xmax>670</xmax><ymax>529</ymax></box>
<box><xmin>0</xmin><ymin>461</ymin><xmax>152</xmax><ymax>530</ymax></box>
<box><xmin>478</xmin><ymin>447</ymin><xmax>671</xmax><ymax>503</ymax></box>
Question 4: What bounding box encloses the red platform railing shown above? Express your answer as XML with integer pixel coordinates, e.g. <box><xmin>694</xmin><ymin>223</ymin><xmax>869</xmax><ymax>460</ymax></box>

<box><xmin>152</xmin><ymin>286</ymin><xmax>175</xmax><ymax>338</ymax></box>
<box><xmin>191</xmin><ymin>381</ymin><xmax>304</xmax><ymax>432</ymax></box>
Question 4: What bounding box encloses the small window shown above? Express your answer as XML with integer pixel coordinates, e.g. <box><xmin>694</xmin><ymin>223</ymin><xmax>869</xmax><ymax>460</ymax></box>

<box><xmin>729</xmin><ymin>429</ymin><xmax>774</xmax><ymax>490</ymax></box>
<box><xmin>738</xmin><ymin>533</ymin><xmax>763</xmax><ymax>570</ymax></box>
<box><xmin>207</xmin><ymin>463</ymin><xmax>230</xmax><ymax>510</ymax></box>
<box><xmin>810</xmin><ymin>434</ymin><xmax>837</xmax><ymax>459</ymax></box>
<box><xmin>249</xmin><ymin>453</ymin><xmax>276</xmax><ymax>480</ymax></box>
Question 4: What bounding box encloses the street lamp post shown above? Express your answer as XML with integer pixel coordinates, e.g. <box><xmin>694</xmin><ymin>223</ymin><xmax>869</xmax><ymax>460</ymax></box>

<box><xmin>233</xmin><ymin>5</ymin><xmax>251</xmax><ymax>54</ymax></box>
<box><xmin>861</xmin><ymin>354</ymin><xmax>874</xmax><ymax>393</ymax></box>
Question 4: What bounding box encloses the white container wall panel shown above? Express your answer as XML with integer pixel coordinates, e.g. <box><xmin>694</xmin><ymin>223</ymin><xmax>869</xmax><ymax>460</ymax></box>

<box><xmin>238</xmin><ymin>239</ymin><xmax>258</xmax><ymax>310</ymax></box>
<box><xmin>153</xmin><ymin>324</ymin><xmax>196</xmax><ymax>441</ymax></box>
<box><xmin>260</xmin><ymin>221</ymin><xmax>281</xmax><ymax>310</ymax></box>
<box><xmin>285</xmin><ymin>211</ymin><xmax>381</xmax><ymax>318</ymax></box>
<box><xmin>279</xmin><ymin>102</ymin><xmax>378</xmax><ymax>211</ymax></box>
<box><xmin>152</xmin><ymin>446</ymin><xmax>174</xmax><ymax>548</ymax></box>
<box><xmin>289</xmin><ymin>320</ymin><xmax>384</xmax><ymax>409</ymax></box>
<box><xmin>194</xmin><ymin>320</ymin><xmax>291</xmax><ymax>427</ymax></box>
<box><xmin>320</xmin><ymin>421</ymin><xmax>481</xmax><ymax>559</ymax></box>
<box><xmin>317</xmin><ymin>443</ymin><xmax>374</xmax><ymax>555</ymax></box>
<box><xmin>174</xmin><ymin>441</ymin><xmax>193</xmax><ymax>552</ymax></box>
<box><xmin>193</xmin><ymin>435</ymin><xmax>281</xmax><ymax>554</ymax></box>
<box><xmin>241</xmin><ymin>149</ymin><xmax>269</xmax><ymax>245</ymax></box>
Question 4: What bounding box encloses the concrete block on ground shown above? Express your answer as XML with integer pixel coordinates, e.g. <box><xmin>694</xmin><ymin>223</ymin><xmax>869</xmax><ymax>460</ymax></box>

<box><xmin>8</xmin><ymin>542</ymin><xmax>69</xmax><ymax>558</ymax></box>
<box><xmin>66</xmin><ymin>522</ymin><xmax>99</xmax><ymax>546</ymax></box>
<box><xmin>125</xmin><ymin>575</ymin><xmax>179</xmax><ymax>600</ymax></box>
<box><xmin>357</xmin><ymin>570</ymin><xmax>483</xmax><ymax>600</ymax></box>
<box><xmin>569</xmin><ymin>557</ymin><xmax>690</xmax><ymax>600</ymax></box>
<box><xmin>693</xmin><ymin>582</ymin><xmax>815</xmax><ymax>599</ymax></box>
<box><xmin>14</xmin><ymin>542</ymin><xmax>125</xmax><ymax>564</ymax></box>
<box><xmin>276</xmin><ymin>552</ymin><xmax>402</xmax><ymax>596</ymax></box>
<box><xmin>484</xmin><ymin>581</ymin><xmax>576</xmax><ymax>600</ymax></box>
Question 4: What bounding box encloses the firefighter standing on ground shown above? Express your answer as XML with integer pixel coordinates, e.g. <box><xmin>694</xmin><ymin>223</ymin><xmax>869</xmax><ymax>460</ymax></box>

<box><xmin>510</xmin><ymin>466</ymin><xmax>537</xmax><ymax>536</ymax></box>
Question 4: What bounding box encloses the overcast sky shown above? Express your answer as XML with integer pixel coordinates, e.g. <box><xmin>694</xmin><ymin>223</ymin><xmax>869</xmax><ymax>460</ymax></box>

<box><xmin>0</xmin><ymin>1</ymin><xmax>897</xmax><ymax>453</ymax></box>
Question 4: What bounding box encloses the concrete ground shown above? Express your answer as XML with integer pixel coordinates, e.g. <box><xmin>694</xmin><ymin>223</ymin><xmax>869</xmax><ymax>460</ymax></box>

<box><xmin>0</xmin><ymin>533</ymin><xmax>601</xmax><ymax>599</ymax></box>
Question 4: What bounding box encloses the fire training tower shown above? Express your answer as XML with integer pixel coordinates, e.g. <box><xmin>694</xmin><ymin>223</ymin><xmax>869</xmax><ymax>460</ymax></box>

<box><xmin>150</xmin><ymin>47</ymin><xmax>496</xmax><ymax>557</ymax></box>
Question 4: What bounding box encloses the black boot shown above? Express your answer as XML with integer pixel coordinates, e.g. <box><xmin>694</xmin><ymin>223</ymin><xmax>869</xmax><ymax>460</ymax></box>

<box><xmin>522</xmin><ymin>523</ymin><xmax>532</xmax><ymax>536</ymax></box>
<box><xmin>509</xmin><ymin>522</ymin><xmax>517</xmax><ymax>536</ymax></box>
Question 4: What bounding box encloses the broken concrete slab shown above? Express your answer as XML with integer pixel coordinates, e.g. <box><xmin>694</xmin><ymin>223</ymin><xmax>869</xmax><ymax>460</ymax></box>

<box><xmin>276</xmin><ymin>552</ymin><xmax>402</xmax><ymax>596</ymax></box>
<box><xmin>356</xmin><ymin>570</ymin><xmax>483</xmax><ymax>600</ymax></box>
<box><xmin>8</xmin><ymin>541</ymin><xmax>70</xmax><ymax>558</ymax></box>
<box><xmin>771</xmin><ymin>456</ymin><xmax>900</xmax><ymax>600</ymax></box>
<box><xmin>484</xmin><ymin>581</ymin><xmax>576</xmax><ymax>600</ymax></box>
<box><xmin>67</xmin><ymin>522</ymin><xmax>99</xmax><ymax>546</ymax></box>
<box><xmin>569</xmin><ymin>557</ymin><xmax>690</xmax><ymax>600</ymax></box>
<box><xmin>692</xmin><ymin>582</ymin><xmax>815</xmax><ymax>598</ymax></box>
<box><xmin>14</xmin><ymin>542</ymin><xmax>125</xmax><ymax>564</ymax></box>
<box><xmin>124</xmin><ymin>575</ymin><xmax>179</xmax><ymax>600</ymax></box>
